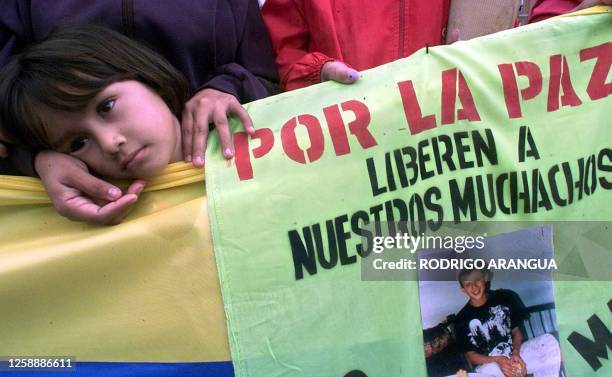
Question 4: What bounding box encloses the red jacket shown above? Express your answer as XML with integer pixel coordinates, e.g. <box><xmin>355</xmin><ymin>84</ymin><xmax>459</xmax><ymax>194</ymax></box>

<box><xmin>262</xmin><ymin>0</ymin><xmax>450</xmax><ymax>90</ymax></box>
<box><xmin>529</xmin><ymin>0</ymin><xmax>579</xmax><ymax>23</ymax></box>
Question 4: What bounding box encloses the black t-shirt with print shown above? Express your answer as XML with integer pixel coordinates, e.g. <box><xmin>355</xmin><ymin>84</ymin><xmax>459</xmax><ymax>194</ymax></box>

<box><xmin>455</xmin><ymin>289</ymin><xmax>529</xmax><ymax>357</ymax></box>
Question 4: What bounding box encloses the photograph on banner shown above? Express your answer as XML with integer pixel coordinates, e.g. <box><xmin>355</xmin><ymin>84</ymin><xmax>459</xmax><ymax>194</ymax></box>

<box><xmin>417</xmin><ymin>226</ymin><xmax>566</xmax><ymax>377</ymax></box>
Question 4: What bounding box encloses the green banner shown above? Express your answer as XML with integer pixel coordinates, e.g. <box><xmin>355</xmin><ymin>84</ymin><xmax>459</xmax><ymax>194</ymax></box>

<box><xmin>206</xmin><ymin>11</ymin><xmax>612</xmax><ymax>377</ymax></box>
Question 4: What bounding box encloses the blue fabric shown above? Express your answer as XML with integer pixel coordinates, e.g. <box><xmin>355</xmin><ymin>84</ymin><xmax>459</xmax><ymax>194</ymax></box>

<box><xmin>0</xmin><ymin>361</ymin><xmax>234</xmax><ymax>376</ymax></box>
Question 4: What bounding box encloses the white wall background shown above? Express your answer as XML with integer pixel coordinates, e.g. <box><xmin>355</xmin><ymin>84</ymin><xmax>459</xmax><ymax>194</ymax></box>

<box><xmin>418</xmin><ymin>280</ymin><xmax>554</xmax><ymax>329</ymax></box>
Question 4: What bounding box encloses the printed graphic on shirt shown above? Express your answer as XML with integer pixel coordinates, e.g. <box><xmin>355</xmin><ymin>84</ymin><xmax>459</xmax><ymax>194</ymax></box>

<box><xmin>467</xmin><ymin>304</ymin><xmax>513</xmax><ymax>356</ymax></box>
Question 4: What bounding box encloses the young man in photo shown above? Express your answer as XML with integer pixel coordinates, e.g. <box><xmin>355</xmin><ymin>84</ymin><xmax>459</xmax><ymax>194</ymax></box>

<box><xmin>454</xmin><ymin>268</ymin><xmax>562</xmax><ymax>377</ymax></box>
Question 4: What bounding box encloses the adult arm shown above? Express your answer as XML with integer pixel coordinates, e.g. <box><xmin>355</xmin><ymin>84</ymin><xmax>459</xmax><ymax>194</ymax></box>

<box><xmin>203</xmin><ymin>0</ymin><xmax>278</xmax><ymax>102</ymax></box>
<box><xmin>182</xmin><ymin>0</ymin><xmax>280</xmax><ymax>164</ymax></box>
<box><xmin>262</xmin><ymin>0</ymin><xmax>358</xmax><ymax>90</ymax></box>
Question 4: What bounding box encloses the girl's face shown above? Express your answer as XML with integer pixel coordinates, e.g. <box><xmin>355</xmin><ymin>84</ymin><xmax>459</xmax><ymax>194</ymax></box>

<box><xmin>41</xmin><ymin>81</ymin><xmax>182</xmax><ymax>179</ymax></box>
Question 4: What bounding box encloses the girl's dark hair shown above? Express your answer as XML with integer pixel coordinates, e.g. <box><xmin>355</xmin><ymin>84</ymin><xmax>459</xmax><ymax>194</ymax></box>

<box><xmin>0</xmin><ymin>24</ymin><xmax>190</xmax><ymax>151</ymax></box>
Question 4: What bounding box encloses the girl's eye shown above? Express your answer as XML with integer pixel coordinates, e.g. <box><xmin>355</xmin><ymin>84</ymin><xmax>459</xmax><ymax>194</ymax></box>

<box><xmin>69</xmin><ymin>137</ymin><xmax>90</xmax><ymax>152</ymax></box>
<box><xmin>97</xmin><ymin>98</ymin><xmax>115</xmax><ymax>115</ymax></box>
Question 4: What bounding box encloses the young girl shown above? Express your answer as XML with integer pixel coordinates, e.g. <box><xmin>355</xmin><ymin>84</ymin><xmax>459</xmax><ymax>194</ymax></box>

<box><xmin>1</xmin><ymin>0</ymin><xmax>277</xmax><ymax>224</ymax></box>
<box><xmin>0</xmin><ymin>25</ymin><xmax>223</xmax><ymax>180</ymax></box>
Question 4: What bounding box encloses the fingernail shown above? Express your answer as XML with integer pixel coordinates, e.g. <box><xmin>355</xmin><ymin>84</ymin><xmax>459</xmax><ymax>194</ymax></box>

<box><xmin>108</xmin><ymin>187</ymin><xmax>121</xmax><ymax>199</ymax></box>
<box><xmin>348</xmin><ymin>69</ymin><xmax>359</xmax><ymax>81</ymax></box>
<box><xmin>194</xmin><ymin>156</ymin><xmax>204</xmax><ymax>166</ymax></box>
<box><xmin>185</xmin><ymin>154</ymin><xmax>192</xmax><ymax>162</ymax></box>
<box><xmin>224</xmin><ymin>148</ymin><xmax>233</xmax><ymax>158</ymax></box>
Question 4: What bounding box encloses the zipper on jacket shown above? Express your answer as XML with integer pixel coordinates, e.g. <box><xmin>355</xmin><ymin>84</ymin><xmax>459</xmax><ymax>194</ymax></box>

<box><xmin>398</xmin><ymin>0</ymin><xmax>405</xmax><ymax>59</ymax></box>
<box><xmin>122</xmin><ymin>0</ymin><xmax>135</xmax><ymax>38</ymax></box>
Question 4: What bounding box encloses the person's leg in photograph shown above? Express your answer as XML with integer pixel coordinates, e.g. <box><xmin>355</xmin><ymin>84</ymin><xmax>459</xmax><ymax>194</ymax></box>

<box><xmin>520</xmin><ymin>333</ymin><xmax>562</xmax><ymax>377</ymax></box>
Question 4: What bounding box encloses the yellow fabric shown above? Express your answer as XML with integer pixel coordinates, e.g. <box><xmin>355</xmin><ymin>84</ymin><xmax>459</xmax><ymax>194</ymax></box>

<box><xmin>0</xmin><ymin>162</ymin><xmax>204</xmax><ymax>206</ymax></box>
<box><xmin>0</xmin><ymin>164</ymin><xmax>228</xmax><ymax>362</ymax></box>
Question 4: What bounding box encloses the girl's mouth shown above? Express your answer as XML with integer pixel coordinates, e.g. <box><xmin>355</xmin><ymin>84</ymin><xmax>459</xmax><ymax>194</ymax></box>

<box><xmin>123</xmin><ymin>147</ymin><xmax>146</xmax><ymax>170</ymax></box>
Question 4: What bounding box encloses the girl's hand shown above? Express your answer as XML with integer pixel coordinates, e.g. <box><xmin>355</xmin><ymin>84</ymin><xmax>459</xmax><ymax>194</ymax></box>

<box><xmin>181</xmin><ymin>88</ymin><xmax>255</xmax><ymax>167</ymax></box>
<box><xmin>35</xmin><ymin>151</ymin><xmax>145</xmax><ymax>225</ymax></box>
<box><xmin>321</xmin><ymin>61</ymin><xmax>360</xmax><ymax>85</ymax></box>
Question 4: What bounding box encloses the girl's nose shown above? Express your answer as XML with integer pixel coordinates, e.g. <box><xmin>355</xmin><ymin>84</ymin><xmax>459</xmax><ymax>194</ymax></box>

<box><xmin>97</xmin><ymin>129</ymin><xmax>126</xmax><ymax>155</ymax></box>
